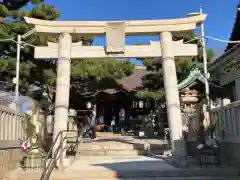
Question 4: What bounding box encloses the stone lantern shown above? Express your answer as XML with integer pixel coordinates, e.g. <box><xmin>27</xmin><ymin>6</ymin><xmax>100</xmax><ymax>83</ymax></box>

<box><xmin>180</xmin><ymin>87</ymin><xmax>199</xmax><ymax>114</ymax></box>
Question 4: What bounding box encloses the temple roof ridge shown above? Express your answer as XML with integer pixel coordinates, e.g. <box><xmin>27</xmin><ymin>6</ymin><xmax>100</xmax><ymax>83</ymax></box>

<box><xmin>135</xmin><ymin>65</ymin><xmax>146</xmax><ymax>70</ymax></box>
<box><xmin>177</xmin><ymin>68</ymin><xmax>228</xmax><ymax>98</ymax></box>
<box><xmin>177</xmin><ymin>68</ymin><xmax>205</xmax><ymax>90</ymax></box>
<box><xmin>209</xmin><ymin>5</ymin><xmax>240</xmax><ymax>72</ymax></box>
<box><xmin>225</xmin><ymin>4</ymin><xmax>240</xmax><ymax>51</ymax></box>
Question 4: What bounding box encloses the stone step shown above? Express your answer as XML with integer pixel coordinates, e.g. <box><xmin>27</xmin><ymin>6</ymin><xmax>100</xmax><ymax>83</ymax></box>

<box><xmin>78</xmin><ymin>142</ymin><xmax>137</xmax><ymax>150</ymax></box>
<box><xmin>78</xmin><ymin>149</ymin><xmax>150</xmax><ymax>156</ymax></box>
<box><xmin>76</xmin><ymin>140</ymin><xmax>169</xmax><ymax>156</ymax></box>
<box><xmin>97</xmin><ymin>132</ymin><xmax>123</xmax><ymax>137</ymax></box>
<box><xmin>11</xmin><ymin>169</ymin><xmax>240</xmax><ymax>180</ymax></box>
<box><xmin>77</xmin><ymin>155</ymin><xmax>144</xmax><ymax>160</ymax></box>
<box><xmin>77</xmin><ymin>145</ymin><xmax>167</xmax><ymax>156</ymax></box>
<box><xmin>38</xmin><ymin>177</ymin><xmax>240</xmax><ymax>180</ymax></box>
<box><xmin>78</xmin><ymin>141</ymin><xmax>168</xmax><ymax>151</ymax></box>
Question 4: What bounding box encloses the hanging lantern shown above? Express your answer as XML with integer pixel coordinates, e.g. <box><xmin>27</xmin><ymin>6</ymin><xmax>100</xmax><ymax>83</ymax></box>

<box><xmin>160</xmin><ymin>103</ymin><xmax>166</xmax><ymax>109</ymax></box>
<box><xmin>86</xmin><ymin>102</ymin><xmax>92</xmax><ymax>109</ymax></box>
<box><xmin>139</xmin><ymin>101</ymin><xmax>144</xmax><ymax>108</ymax></box>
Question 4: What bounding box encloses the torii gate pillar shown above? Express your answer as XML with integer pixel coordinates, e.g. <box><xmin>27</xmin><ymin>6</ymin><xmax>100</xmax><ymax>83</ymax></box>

<box><xmin>54</xmin><ymin>32</ymin><xmax>72</xmax><ymax>162</ymax></box>
<box><xmin>161</xmin><ymin>32</ymin><xmax>185</xmax><ymax>157</ymax></box>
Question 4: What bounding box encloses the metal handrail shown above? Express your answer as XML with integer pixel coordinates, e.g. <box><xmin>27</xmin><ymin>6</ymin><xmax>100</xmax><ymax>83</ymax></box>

<box><xmin>41</xmin><ymin>130</ymin><xmax>80</xmax><ymax>180</ymax></box>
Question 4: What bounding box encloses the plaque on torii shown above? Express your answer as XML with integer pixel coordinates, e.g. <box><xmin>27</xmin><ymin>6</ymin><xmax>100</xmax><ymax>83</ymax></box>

<box><xmin>106</xmin><ymin>22</ymin><xmax>125</xmax><ymax>53</ymax></box>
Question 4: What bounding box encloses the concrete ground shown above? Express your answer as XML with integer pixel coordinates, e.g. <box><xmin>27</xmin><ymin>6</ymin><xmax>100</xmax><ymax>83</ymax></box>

<box><xmin>66</xmin><ymin>155</ymin><xmax>176</xmax><ymax>171</ymax></box>
<box><xmin>7</xmin><ymin>134</ymin><xmax>240</xmax><ymax>179</ymax></box>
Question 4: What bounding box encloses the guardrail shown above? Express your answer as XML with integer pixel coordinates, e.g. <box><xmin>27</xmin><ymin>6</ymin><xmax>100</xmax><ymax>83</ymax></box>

<box><xmin>41</xmin><ymin>130</ymin><xmax>79</xmax><ymax>180</ymax></box>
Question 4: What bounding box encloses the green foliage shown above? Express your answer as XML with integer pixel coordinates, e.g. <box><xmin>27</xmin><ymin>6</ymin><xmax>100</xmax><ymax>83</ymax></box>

<box><xmin>0</xmin><ymin>4</ymin><xmax>10</xmax><ymax>17</ymax></box>
<box><xmin>136</xmin><ymin>31</ymin><xmax>215</xmax><ymax>100</ymax></box>
<box><xmin>0</xmin><ymin>0</ymin><xmax>135</xmax><ymax>100</ymax></box>
<box><xmin>72</xmin><ymin>59</ymin><xmax>134</xmax><ymax>79</ymax></box>
<box><xmin>30</xmin><ymin>4</ymin><xmax>60</xmax><ymax>20</ymax></box>
<box><xmin>0</xmin><ymin>0</ymin><xmax>60</xmax><ymax>94</ymax></box>
<box><xmin>71</xmin><ymin>58</ymin><xmax>135</xmax><ymax>96</ymax></box>
<box><xmin>136</xmin><ymin>89</ymin><xmax>164</xmax><ymax>100</ymax></box>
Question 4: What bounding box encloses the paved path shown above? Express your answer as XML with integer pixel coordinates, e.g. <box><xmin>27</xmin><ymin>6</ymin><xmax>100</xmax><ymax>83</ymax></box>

<box><xmin>8</xmin><ymin>135</ymin><xmax>240</xmax><ymax>180</ymax></box>
<box><xmin>67</xmin><ymin>135</ymin><xmax>173</xmax><ymax>172</ymax></box>
<box><xmin>66</xmin><ymin>155</ymin><xmax>176</xmax><ymax>171</ymax></box>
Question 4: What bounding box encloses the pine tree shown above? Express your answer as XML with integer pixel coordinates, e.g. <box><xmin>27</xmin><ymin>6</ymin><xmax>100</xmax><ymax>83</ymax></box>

<box><xmin>136</xmin><ymin>31</ymin><xmax>214</xmax><ymax>100</ymax></box>
<box><xmin>0</xmin><ymin>0</ymin><xmax>60</xmax><ymax>93</ymax></box>
<box><xmin>0</xmin><ymin>0</ymin><xmax>135</xmax><ymax>104</ymax></box>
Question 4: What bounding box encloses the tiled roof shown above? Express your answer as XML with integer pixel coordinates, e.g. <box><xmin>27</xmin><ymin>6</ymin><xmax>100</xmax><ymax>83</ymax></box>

<box><xmin>119</xmin><ymin>66</ymin><xmax>148</xmax><ymax>91</ymax></box>
<box><xmin>209</xmin><ymin>5</ymin><xmax>240</xmax><ymax>72</ymax></box>
<box><xmin>178</xmin><ymin>68</ymin><xmax>228</xmax><ymax>98</ymax></box>
<box><xmin>225</xmin><ymin>5</ymin><xmax>240</xmax><ymax>51</ymax></box>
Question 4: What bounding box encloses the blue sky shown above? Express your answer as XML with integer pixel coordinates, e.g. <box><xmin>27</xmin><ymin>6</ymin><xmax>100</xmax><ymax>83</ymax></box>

<box><xmin>45</xmin><ymin>0</ymin><xmax>240</xmax><ymax>64</ymax></box>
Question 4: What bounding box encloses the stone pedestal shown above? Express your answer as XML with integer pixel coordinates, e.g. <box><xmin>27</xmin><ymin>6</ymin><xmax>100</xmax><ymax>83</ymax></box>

<box><xmin>53</xmin><ymin>32</ymin><xmax>72</xmax><ymax>163</ymax></box>
<box><xmin>160</xmin><ymin>31</ymin><xmax>186</xmax><ymax>158</ymax></box>
<box><xmin>22</xmin><ymin>152</ymin><xmax>45</xmax><ymax>172</ymax></box>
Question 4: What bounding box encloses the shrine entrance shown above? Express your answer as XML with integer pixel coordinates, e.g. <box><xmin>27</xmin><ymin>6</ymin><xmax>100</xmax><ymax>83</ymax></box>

<box><xmin>95</xmin><ymin>90</ymin><xmax>128</xmax><ymax>126</ymax></box>
<box><xmin>24</xmin><ymin>14</ymin><xmax>206</xmax><ymax>162</ymax></box>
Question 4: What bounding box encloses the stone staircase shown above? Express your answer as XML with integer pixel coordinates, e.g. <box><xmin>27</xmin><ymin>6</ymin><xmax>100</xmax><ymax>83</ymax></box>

<box><xmin>8</xmin><ymin>133</ymin><xmax>240</xmax><ymax>180</ymax></box>
<box><xmin>76</xmin><ymin>132</ymin><xmax>169</xmax><ymax>156</ymax></box>
<box><xmin>78</xmin><ymin>139</ymin><xmax>159</xmax><ymax>156</ymax></box>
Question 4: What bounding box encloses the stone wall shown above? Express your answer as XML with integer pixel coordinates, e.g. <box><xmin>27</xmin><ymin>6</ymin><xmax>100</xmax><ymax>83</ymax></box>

<box><xmin>0</xmin><ymin>105</ymin><xmax>26</xmax><ymax>141</ymax></box>
<box><xmin>0</xmin><ymin>141</ymin><xmax>22</xmax><ymax>179</ymax></box>
<box><xmin>186</xmin><ymin>100</ymin><xmax>240</xmax><ymax>166</ymax></box>
<box><xmin>186</xmin><ymin>140</ymin><xmax>240</xmax><ymax>166</ymax></box>
<box><xmin>219</xmin><ymin>141</ymin><xmax>240</xmax><ymax>165</ymax></box>
<box><xmin>0</xmin><ymin>105</ymin><xmax>26</xmax><ymax>179</ymax></box>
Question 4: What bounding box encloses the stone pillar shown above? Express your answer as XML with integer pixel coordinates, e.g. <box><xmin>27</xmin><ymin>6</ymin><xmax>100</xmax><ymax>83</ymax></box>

<box><xmin>53</xmin><ymin>32</ymin><xmax>72</xmax><ymax>163</ymax></box>
<box><xmin>160</xmin><ymin>32</ymin><xmax>186</xmax><ymax>157</ymax></box>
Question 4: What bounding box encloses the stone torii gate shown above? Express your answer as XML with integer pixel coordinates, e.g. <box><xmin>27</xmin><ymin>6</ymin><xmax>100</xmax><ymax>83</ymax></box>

<box><xmin>24</xmin><ymin>14</ymin><xmax>206</xmax><ymax>163</ymax></box>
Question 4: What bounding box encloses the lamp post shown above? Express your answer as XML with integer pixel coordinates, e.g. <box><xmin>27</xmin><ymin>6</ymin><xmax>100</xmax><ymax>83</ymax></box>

<box><xmin>200</xmin><ymin>6</ymin><xmax>210</xmax><ymax>105</ymax></box>
<box><xmin>187</xmin><ymin>6</ymin><xmax>210</xmax><ymax>105</ymax></box>
<box><xmin>14</xmin><ymin>34</ymin><xmax>21</xmax><ymax>107</ymax></box>
<box><xmin>13</xmin><ymin>29</ymin><xmax>36</xmax><ymax>109</ymax></box>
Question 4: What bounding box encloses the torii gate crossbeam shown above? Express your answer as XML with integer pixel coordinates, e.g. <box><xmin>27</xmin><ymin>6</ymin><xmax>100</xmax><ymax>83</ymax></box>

<box><xmin>34</xmin><ymin>41</ymin><xmax>198</xmax><ymax>59</ymax></box>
